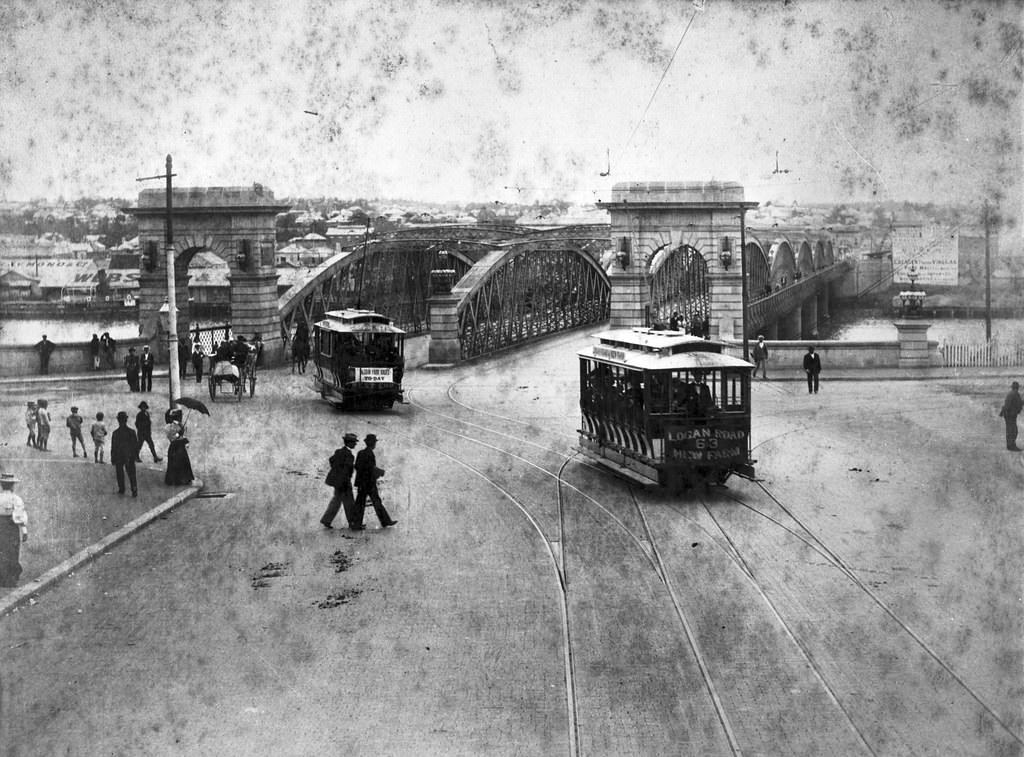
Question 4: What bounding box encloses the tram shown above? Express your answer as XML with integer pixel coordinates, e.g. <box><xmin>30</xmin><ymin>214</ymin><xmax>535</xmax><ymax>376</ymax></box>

<box><xmin>578</xmin><ymin>327</ymin><xmax>755</xmax><ymax>490</ymax></box>
<box><xmin>312</xmin><ymin>309</ymin><xmax>405</xmax><ymax>409</ymax></box>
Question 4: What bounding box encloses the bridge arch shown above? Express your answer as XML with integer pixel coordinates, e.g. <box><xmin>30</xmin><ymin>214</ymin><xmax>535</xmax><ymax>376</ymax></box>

<box><xmin>745</xmin><ymin>238</ymin><xmax>771</xmax><ymax>300</ymax></box>
<box><xmin>453</xmin><ymin>241</ymin><xmax>610</xmax><ymax>360</ymax></box>
<box><xmin>648</xmin><ymin>244</ymin><xmax>709</xmax><ymax>331</ymax></box>
<box><xmin>277</xmin><ymin>240</ymin><xmax>479</xmax><ymax>344</ymax></box>
<box><xmin>796</xmin><ymin>240</ymin><xmax>814</xmax><ymax>277</ymax></box>
<box><xmin>767</xmin><ymin>240</ymin><xmax>796</xmax><ymax>289</ymax></box>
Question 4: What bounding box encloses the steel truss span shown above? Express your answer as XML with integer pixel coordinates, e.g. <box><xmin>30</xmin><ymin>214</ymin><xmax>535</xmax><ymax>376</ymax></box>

<box><xmin>458</xmin><ymin>245</ymin><xmax>610</xmax><ymax>360</ymax></box>
<box><xmin>278</xmin><ymin>243</ymin><xmax>474</xmax><ymax>342</ymax></box>
<box><xmin>649</xmin><ymin>245</ymin><xmax>709</xmax><ymax>330</ymax></box>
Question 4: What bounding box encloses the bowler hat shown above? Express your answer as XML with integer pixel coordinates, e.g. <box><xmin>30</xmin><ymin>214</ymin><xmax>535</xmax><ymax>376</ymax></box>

<box><xmin>0</xmin><ymin>473</ymin><xmax>19</xmax><ymax>485</ymax></box>
<box><xmin>116</xmin><ymin>411</ymin><xmax>129</xmax><ymax>422</ymax></box>
<box><xmin>343</xmin><ymin>432</ymin><xmax>359</xmax><ymax>443</ymax></box>
<box><xmin>138</xmin><ymin>401</ymin><xmax>149</xmax><ymax>410</ymax></box>
<box><xmin>364</xmin><ymin>434</ymin><xmax>378</xmax><ymax>444</ymax></box>
<box><xmin>71</xmin><ymin>406</ymin><xmax>78</xmax><ymax>413</ymax></box>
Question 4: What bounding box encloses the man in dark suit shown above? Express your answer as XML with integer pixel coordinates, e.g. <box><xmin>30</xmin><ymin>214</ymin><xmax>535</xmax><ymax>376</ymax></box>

<box><xmin>110</xmin><ymin>411</ymin><xmax>139</xmax><ymax>497</ymax></box>
<box><xmin>353</xmin><ymin>434</ymin><xmax>397</xmax><ymax>530</ymax></box>
<box><xmin>320</xmin><ymin>432</ymin><xmax>359</xmax><ymax>530</ymax></box>
<box><xmin>139</xmin><ymin>345</ymin><xmax>155</xmax><ymax>392</ymax></box>
<box><xmin>134</xmin><ymin>401</ymin><xmax>161</xmax><ymax>463</ymax></box>
<box><xmin>803</xmin><ymin>346</ymin><xmax>822</xmax><ymax>394</ymax></box>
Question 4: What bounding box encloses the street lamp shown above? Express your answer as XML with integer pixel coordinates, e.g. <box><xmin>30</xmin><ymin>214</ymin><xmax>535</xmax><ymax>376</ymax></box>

<box><xmin>719</xmin><ymin>236</ymin><xmax>733</xmax><ymax>269</ymax></box>
<box><xmin>615</xmin><ymin>237</ymin><xmax>631</xmax><ymax>269</ymax></box>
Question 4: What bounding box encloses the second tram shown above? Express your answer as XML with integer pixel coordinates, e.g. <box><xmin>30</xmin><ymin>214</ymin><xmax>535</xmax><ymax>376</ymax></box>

<box><xmin>578</xmin><ymin>327</ymin><xmax>755</xmax><ymax>490</ymax></box>
<box><xmin>312</xmin><ymin>309</ymin><xmax>405</xmax><ymax>409</ymax></box>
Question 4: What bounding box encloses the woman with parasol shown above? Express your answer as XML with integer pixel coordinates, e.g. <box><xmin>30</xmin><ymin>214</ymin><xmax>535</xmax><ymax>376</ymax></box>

<box><xmin>164</xmin><ymin>398</ymin><xmax>206</xmax><ymax>486</ymax></box>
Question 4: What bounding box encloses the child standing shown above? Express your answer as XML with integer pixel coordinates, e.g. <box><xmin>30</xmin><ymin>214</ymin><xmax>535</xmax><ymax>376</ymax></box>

<box><xmin>91</xmin><ymin>411</ymin><xmax>108</xmax><ymax>463</ymax></box>
<box><xmin>25</xmin><ymin>402</ymin><xmax>37</xmax><ymax>448</ymax></box>
<box><xmin>35</xmin><ymin>399</ymin><xmax>51</xmax><ymax>451</ymax></box>
<box><xmin>67</xmin><ymin>406</ymin><xmax>87</xmax><ymax>458</ymax></box>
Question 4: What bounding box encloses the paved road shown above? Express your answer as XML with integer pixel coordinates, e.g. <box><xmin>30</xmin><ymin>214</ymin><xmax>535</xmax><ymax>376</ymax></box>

<box><xmin>1</xmin><ymin>332</ymin><xmax>1022</xmax><ymax>756</ymax></box>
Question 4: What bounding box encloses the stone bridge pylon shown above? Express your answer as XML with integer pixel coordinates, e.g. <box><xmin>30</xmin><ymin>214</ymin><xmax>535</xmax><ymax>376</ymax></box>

<box><xmin>129</xmin><ymin>186</ymin><xmax>290</xmax><ymax>362</ymax></box>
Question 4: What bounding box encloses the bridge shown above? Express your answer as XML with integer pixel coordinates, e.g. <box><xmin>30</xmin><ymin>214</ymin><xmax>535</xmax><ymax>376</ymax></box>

<box><xmin>130</xmin><ymin>183</ymin><xmax>846</xmax><ymax>366</ymax></box>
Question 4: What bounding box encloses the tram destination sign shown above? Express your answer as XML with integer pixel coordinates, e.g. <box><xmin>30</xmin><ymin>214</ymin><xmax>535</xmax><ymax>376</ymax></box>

<box><xmin>665</xmin><ymin>425</ymin><xmax>747</xmax><ymax>463</ymax></box>
<box><xmin>891</xmin><ymin>225</ymin><xmax>959</xmax><ymax>286</ymax></box>
<box><xmin>593</xmin><ymin>346</ymin><xmax>627</xmax><ymax>362</ymax></box>
<box><xmin>356</xmin><ymin>367</ymin><xmax>393</xmax><ymax>383</ymax></box>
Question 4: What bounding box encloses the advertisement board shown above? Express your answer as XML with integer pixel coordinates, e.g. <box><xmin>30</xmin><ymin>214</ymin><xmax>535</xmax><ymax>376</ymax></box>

<box><xmin>891</xmin><ymin>225</ymin><xmax>959</xmax><ymax>285</ymax></box>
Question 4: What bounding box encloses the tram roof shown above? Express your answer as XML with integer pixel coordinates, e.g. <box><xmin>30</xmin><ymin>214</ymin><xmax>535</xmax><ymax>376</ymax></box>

<box><xmin>315</xmin><ymin>308</ymin><xmax>406</xmax><ymax>334</ymax></box>
<box><xmin>579</xmin><ymin>329</ymin><xmax>752</xmax><ymax>371</ymax></box>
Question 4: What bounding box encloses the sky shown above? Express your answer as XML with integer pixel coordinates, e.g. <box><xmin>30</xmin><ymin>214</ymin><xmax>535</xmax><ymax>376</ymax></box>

<box><xmin>0</xmin><ymin>0</ymin><xmax>1021</xmax><ymax>220</ymax></box>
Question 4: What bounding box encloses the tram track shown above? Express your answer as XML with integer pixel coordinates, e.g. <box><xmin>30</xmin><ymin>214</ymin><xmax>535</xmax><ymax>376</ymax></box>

<box><xmin>406</xmin><ymin>372</ymin><xmax>1024</xmax><ymax>755</ymax></box>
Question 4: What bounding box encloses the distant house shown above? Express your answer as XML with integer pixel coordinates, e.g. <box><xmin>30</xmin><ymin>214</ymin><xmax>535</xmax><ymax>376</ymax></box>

<box><xmin>0</xmin><ymin>268</ymin><xmax>42</xmax><ymax>300</ymax></box>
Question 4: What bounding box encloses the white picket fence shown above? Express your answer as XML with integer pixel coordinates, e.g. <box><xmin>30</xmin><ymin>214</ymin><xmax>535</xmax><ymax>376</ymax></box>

<box><xmin>941</xmin><ymin>339</ymin><xmax>1024</xmax><ymax>367</ymax></box>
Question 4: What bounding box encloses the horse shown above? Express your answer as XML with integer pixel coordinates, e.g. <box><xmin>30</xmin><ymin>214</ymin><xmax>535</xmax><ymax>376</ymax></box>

<box><xmin>291</xmin><ymin>336</ymin><xmax>310</xmax><ymax>374</ymax></box>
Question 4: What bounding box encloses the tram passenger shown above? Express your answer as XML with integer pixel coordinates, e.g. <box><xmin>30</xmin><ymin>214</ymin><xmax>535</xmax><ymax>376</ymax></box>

<box><xmin>690</xmin><ymin>371</ymin><xmax>715</xmax><ymax>416</ymax></box>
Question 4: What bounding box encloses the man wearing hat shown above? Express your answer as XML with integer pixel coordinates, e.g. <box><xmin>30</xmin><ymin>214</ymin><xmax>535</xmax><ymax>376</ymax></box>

<box><xmin>752</xmin><ymin>335</ymin><xmax>769</xmax><ymax>379</ymax></box>
<box><xmin>124</xmin><ymin>347</ymin><xmax>141</xmax><ymax>392</ymax></box>
<box><xmin>320</xmin><ymin>432</ymin><xmax>359</xmax><ymax>530</ymax></box>
<box><xmin>140</xmin><ymin>345</ymin><xmax>156</xmax><ymax>392</ymax></box>
<box><xmin>999</xmin><ymin>381</ymin><xmax>1023</xmax><ymax>451</ymax></box>
<box><xmin>134</xmin><ymin>401</ymin><xmax>161</xmax><ymax>464</ymax></box>
<box><xmin>0</xmin><ymin>472</ymin><xmax>29</xmax><ymax>587</ymax></box>
<box><xmin>110</xmin><ymin>411</ymin><xmax>139</xmax><ymax>497</ymax></box>
<box><xmin>353</xmin><ymin>434</ymin><xmax>397</xmax><ymax>530</ymax></box>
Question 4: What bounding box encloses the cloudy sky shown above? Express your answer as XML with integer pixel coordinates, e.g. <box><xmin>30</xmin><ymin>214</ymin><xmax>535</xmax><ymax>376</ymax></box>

<box><xmin>0</xmin><ymin>0</ymin><xmax>1020</xmax><ymax>215</ymax></box>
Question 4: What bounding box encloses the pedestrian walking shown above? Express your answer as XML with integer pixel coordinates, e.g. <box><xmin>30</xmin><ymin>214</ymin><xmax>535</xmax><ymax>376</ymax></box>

<box><xmin>752</xmin><ymin>335</ymin><xmax>769</xmax><ymax>379</ymax></box>
<box><xmin>321</xmin><ymin>432</ymin><xmax>359</xmax><ymax>530</ymax></box>
<box><xmin>803</xmin><ymin>345</ymin><xmax>821</xmax><ymax>394</ymax></box>
<box><xmin>134</xmin><ymin>401</ymin><xmax>162</xmax><ymax>463</ymax></box>
<box><xmin>140</xmin><ymin>345</ymin><xmax>155</xmax><ymax>392</ymax></box>
<box><xmin>66</xmin><ymin>406</ymin><xmax>87</xmax><ymax>458</ymax></box>
<box><xmin>35</xmin><ymin>399</ymin><xmax>50</xmax><ymax>451</ymax></box>
<box><xmin>163</xmin><ymin>410</ymin><xmax>194</xmax><ymax>486</ymax></box>
<box><xmin>89</xmin><ymin>334</ymin><xmax>101</xmax><ymax>370</ymax></box>
<box><xmin>110</xmin><ymin>411</ymin><xmax>139</xmax><ymax>497</ymax></box>
<box><xmin>353</xmin><ymin>434</ymin><xmax>397</xmax><ymax>530</ymax></box>
<box><xmin>191</xmin><ymin>342</ymin><xmax>206</xmax><ymax>383</ymax></box>
<box><xmin>998</xmin><ymin>380</ymin><xmax>1023</xmax><ymax>451</ymax></box>
<box><xmin>0</xmin><ymin>472</ymin><xmax>29</xmax><ymax>588</ymax></box>
<box><xmin>34</xmin><ymin>334</ymin><xmax>56</xmax><ymax>375</ymax></box>
<box><xmin>124</xmin><ymin>347</ymin><xmax>141</xmax><ymax>392</ymax></box>
<box><xmin>91</xmin><ymin>412</ymin><xmax>108</xmax><ymax>463</ymax></box>
<box><xmin>25</xmin><ymin>401</ymin><xmax>37</xmax><ymax>448</ymax></box>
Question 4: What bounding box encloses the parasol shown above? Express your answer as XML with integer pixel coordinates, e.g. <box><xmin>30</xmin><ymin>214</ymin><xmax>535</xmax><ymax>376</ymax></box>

<box><xmin>174</xmin><ymin>396</ymin><xmax>211</xmax><ymax>428</ymax></box>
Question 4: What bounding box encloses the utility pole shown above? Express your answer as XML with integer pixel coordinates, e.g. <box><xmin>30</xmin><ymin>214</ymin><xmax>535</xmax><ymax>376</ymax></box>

<box><xmin>984</xmin><ymin>200</ymin><xmax>992</xmax><ymax>342</ymax></box>
<box><xmin>740</xmin><ymin>211</ymin><xmax>749</xmax><ymax>362</ymax></box>
<box><xmin>136</xmin><ymin>155</ymin><xmax>181</xmax><ymax>413</ymax></box>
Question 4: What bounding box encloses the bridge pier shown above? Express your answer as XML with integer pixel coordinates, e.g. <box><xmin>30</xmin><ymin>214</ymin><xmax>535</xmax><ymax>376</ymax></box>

<box><xmin>780</xmin><ymin>307</ymin><xmax>802</xmax><ymax>340</ymax></box>
<box><xmin>608</xmin><ymin>270</ymin><xmax>651</xmax><ymax>329</ymax></box>
<box><xmin>801</xmin><ymin>296</ymin><xmax>818</xmax><ymax>338</ymax></box>
<box><xmin>229</xmin><ymin>271</ymin><xmax>283</xmax><ymax>363</ymax></box>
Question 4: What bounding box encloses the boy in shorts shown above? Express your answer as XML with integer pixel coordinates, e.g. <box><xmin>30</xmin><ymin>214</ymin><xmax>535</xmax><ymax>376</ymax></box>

<box><xmin>91</xmin><ymin>412</ymin><xmax>108</xmax><ymax>463</ymax></box>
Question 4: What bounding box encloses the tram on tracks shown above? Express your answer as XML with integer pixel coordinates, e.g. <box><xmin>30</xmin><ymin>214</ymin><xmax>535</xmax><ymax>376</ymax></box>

<box><xmin>577</xmin><ymin>327</ymin><xmax>756</xmax><ymax>490</ymax></box>
<box><xmin>312</xmin><ymin>308</ymin><xmax>405</xmax><ymax>409</ymax></box>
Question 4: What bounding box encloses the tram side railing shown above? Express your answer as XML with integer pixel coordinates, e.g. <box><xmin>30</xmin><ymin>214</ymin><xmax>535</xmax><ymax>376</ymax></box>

<box><xmin>940</xmin><ymin>339</ymin><xmax>1024</xmax><ymax>367</ymax></box>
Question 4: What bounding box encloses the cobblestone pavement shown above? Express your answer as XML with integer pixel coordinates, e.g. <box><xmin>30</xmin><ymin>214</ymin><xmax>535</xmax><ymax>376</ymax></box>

<box><xmin>0</xmin><ymin>331</ymin><xmax>1022</xmax><ymax>756</ymax></box>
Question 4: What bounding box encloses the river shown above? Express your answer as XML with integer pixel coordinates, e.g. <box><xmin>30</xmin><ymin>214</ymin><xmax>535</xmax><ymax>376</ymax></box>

<box><xmin>820</xmin><ymin>312</ymin><xmax>1024</xmax><ymax>343</ymax></box>
<box><xmin>0</xmin><ymin>318</ymin><xmax>225</xmax><ymax>345</ymax></box>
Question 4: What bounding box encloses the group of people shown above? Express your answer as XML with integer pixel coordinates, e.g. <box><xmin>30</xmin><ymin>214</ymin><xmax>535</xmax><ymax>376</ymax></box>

<box><xmin>320</xmin><ymin>433</ymin><xmax>397</xmax><ymax>531</ymax></box>
<box><xmin>750</xmin><ymin>336</ymin><xmax>822</xmax><ymax>394</ymax></box>
<box><xmin>122</xmin><ymin>345</ymin><xmax>156</xmax><ymax>392</ymax></box>
<box><xmin>23</xmin><ymin>399</ymin><xmax>52</xmax><ymax>451</ymax></box>
<box><xmin>88</xmin><ymin>333</ymin><xmax>119</xmax><ymax>371</ymax></box>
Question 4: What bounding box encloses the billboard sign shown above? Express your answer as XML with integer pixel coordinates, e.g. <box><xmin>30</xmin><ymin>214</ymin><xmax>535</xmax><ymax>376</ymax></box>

<box><xmin>891</xmin><ymin>225</ymin><xmax>959</xmax><ymax>286</ymax></box>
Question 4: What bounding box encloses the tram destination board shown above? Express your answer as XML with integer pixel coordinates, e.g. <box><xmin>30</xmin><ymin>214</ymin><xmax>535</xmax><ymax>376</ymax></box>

<box><xmin>665</xmin><ymin>423</ymin><xmax>748</xmax><ymax>464</ymax></box>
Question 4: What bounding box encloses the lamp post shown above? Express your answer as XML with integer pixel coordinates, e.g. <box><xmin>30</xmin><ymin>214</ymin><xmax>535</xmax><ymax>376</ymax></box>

<box><xmin>136</xmin><ymin>155</ymin><xmax>181</xmax><ymax>413</ymax></box>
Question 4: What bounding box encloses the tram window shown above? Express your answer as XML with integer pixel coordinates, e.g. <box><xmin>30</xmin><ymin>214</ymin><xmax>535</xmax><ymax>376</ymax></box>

<box><xmin>319</xmin><ymin>332</ymin><xmax>333</xmax><ymax>358</ymax></box>
<box><xmin>721</xmin><ymin>370</ymin><xmax>745</xmax><ymax>411</ymax></box>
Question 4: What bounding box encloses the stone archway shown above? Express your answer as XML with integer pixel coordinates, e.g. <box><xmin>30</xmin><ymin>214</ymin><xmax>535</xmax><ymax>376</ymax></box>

<box><xmin>129</xmin><ymin>186</ymin><xmax>290</xmax><ymax>362</ymax></box>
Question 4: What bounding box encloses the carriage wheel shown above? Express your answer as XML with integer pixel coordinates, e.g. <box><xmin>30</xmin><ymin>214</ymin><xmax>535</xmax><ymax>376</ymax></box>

<box><xmin>235</xmin><ymin>378</ymin><xmax>243</xmax><ymax>401</ymax></box>
<box><xmin>209</xmin><ymin>377</ymin><xmax>216</xmax><ymax>400</ymax></box>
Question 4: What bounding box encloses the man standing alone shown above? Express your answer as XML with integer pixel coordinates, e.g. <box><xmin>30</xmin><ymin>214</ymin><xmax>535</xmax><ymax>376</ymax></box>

<box><xmin>111</xmin><ymin>411</ymin><xmax>139</xmax><ymax>497</ymax></box>
<box><xmin>140</xmin><ymin>345</ymin><xmax>155</xmax><ymax>392</ymax></box>
<box><xmin>34</xmin><ymin>334</ymin><xmax>55</xmax><ymax>375</ymax></box>
<box><xmin>134</xmin><ymin>401</ymin><xmax>161</xmax><ymax>463</ymax></box>
<box><xmin>752</xmin><ymin>335</ymin><xmax>769</xmax><ymax>379</ymax></box>
<box><xmin>803</xmin><ymin>346</ymin><xmax>821</xmax><ymax>394</ymax></box>
<box><xmin>999</xmin><ymin>381</ymin><xmax>1023</xmax><ymax>451</ymax></box>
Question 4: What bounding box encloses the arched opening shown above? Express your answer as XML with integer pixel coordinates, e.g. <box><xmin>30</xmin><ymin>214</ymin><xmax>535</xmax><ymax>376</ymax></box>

<box><xmin>649</xmin><ymin>245</ymin><xmax>709</xmax><ymax>333</ymax></box>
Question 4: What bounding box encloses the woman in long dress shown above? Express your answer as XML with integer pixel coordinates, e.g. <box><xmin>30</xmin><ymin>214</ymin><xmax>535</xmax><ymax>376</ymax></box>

<box><xmin>0</xmin><ymin>472</ymin><xmax>29</xmax><ymax>588</ymax></box>
<box><xmin>164</xmin><ymin>410</ymin><xmax>195</xmax><ymax>486</ymax></box>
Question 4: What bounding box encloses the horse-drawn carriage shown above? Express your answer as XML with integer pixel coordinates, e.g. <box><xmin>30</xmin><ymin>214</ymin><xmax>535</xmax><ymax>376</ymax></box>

<box><xmin>208</xmin><ymin>342</ymin><xmax>257</xmax><ymax>401</ymax></box>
